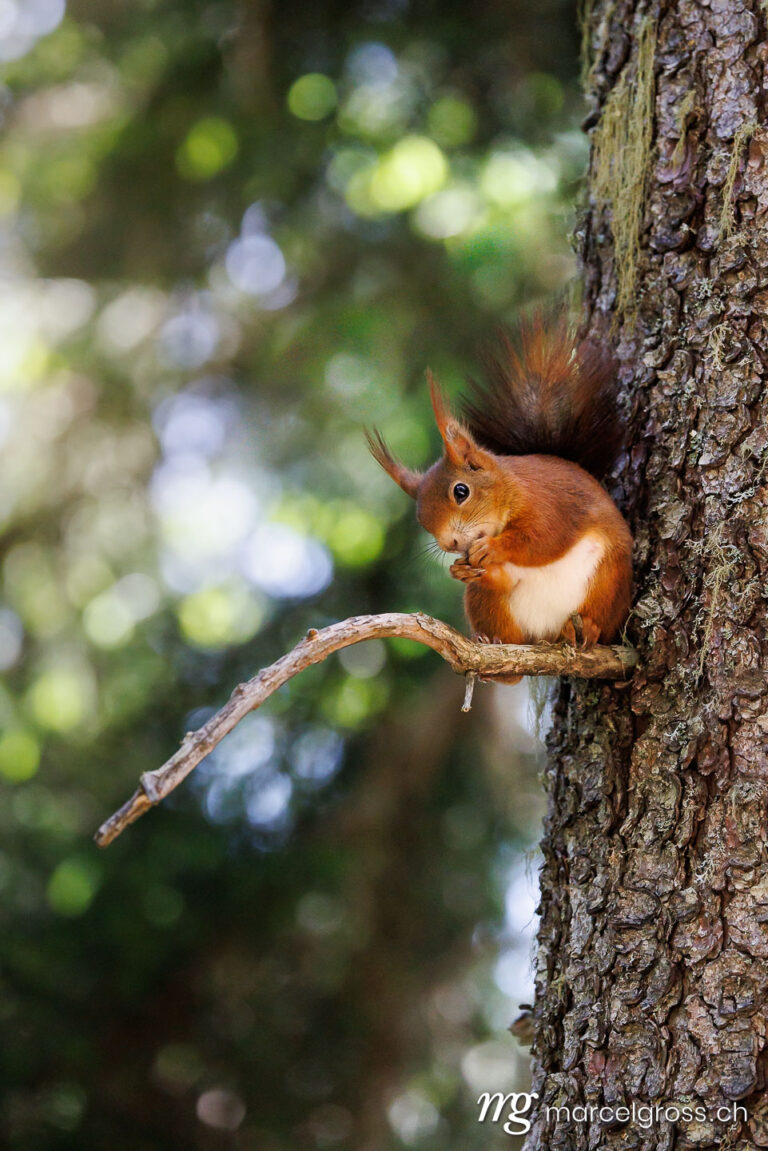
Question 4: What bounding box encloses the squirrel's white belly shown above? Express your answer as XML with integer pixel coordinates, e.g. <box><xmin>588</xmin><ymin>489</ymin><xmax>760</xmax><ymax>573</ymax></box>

<box><xmin>505</xmin><ymin>533</ymin><xmax>604</xmax><ymax>641</ymax></box>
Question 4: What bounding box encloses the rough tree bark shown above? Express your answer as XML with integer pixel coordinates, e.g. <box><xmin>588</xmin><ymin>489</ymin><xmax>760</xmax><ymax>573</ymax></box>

<box><xmin>527</xmin><ymin>2</ymin><xmax>768</xmax><ymax>1149</ymax></box>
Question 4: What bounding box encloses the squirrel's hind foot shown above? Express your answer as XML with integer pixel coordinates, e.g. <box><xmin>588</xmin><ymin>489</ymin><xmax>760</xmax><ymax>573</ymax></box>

<box><xmin>561</xmin><ymin>612</ymin><xmax>601</xmax><ymax>649</ymax></box>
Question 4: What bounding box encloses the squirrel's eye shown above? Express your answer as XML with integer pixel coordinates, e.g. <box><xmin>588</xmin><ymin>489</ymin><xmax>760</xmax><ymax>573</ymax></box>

<box><xmin>453</xmin><ymin>482</ymin><xmax>470</xmax><ymax>505</ymax></box>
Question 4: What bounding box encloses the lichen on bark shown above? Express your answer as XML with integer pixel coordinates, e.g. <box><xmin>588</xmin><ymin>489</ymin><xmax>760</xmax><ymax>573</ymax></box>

<box><xmin>590</xmin><ymin>12</ymin><xmax>657</xmax><ymax>320</ymax></box>
<box><xmin>525</xmin><ymin>0</ymin><xmax>768</xmax><ymax>1148</ymax></box>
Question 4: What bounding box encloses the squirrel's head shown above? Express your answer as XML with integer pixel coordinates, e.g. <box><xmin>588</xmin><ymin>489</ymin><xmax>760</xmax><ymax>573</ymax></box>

<box><xmin>367</xmin><ymin>372</ymin><xmax>510</xmax><ymax>553</ymax></box>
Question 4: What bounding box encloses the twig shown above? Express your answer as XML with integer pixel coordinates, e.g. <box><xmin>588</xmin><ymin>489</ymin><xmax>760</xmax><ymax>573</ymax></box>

<box><xmin>462</xmin><ymin>672</ymin><xmax>477</xmax><ymax>713</ymax></box>
<box><xmin>94</xmin><ymin>611</ymin><xmax>638</xmax><ymax>847</ymax></box>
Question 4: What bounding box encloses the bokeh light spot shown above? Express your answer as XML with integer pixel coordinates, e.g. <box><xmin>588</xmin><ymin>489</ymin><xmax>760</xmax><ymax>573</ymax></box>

<box><xmin>38</xmin><ymin>279</ymin><xmax>95</xmax><ymax>340</ymax></box>
<box><xmin>323</xmin><ymin>677</ymin><xmax>386</xmax><ymax>729</ymax></box>
<box><xmin>427</xmin><ymin>96</ymin><xmax>477</xmax><ymax>147</ymax></box>
<box><xmin>296</xmin><ymin>891</ymin><xmax>345</xmax><ymax>935</ymax></box>
<box><xmin>152</xmin><ymin>461</ymin><xmax>258</xmax><ymax>566</ymax></box>
<box><xmin>153</xmin><ymin>1044</ymin><xmax>204</xmax><ymax>1093</ymax></box>
<box><xmin>42</xmin><ymin>1082</ymin><xmax>87</xmax><ymax>1132</ymax></box>
<box><xmin>46</xmin><ymin>858</ymin><xmax>100</xmax><ymax>917</ymax></box>
<box><xmin>338</xmin><ymin>639</ymin><xmax>386</xmax><ymax>678</ymax></box>
<box><xmin>388</xmin><ymin>1090</ymin><xmax>440</xmax><ymax>1145</ymax></box>
<box><xmin>290</xmin><ymin>727</ymin><xmax>344</xmax><ymax>787</ymax></box>
<box><xmin>98</xmin><ymin>288</ymin><xmax>164</xmax><ymax>353</ymax></box>
<box><xmin>245</xmin><ymin>773</ymin><xmax>292</xmax><ymax>828</ymax></box>
<box><xmin>241</xmin><ymin>523</ymin><xmax>333</xmax><ymax>599</ymax></box>
<box><xmin>346</xmin><ymin>42</ymin><xmax>398</xmax><ymax>86</ymax></box>
<box><xmin>414</xmin><ymin>185</ymin><xmax>484</xmax><ymax>240</ymax></box>
<box><xmin>160</xmin><ymin>303</ymin><xmax>220</xmax><ymax>369</ymax></box>
<box><xmin>225</xmin><ymin>234</ymin><xmax>286</xmax><ymax>297</ymax></box>
<box><xmin>196</xmin><ymin>1087</ymin><xmax>246</xmax><ymax>1131</ymax></box>
<box><xmin>0</xmin><ymin>729</ymin><xmax>41</xmax><ymax>783</ymax></box>
<box><xmin>176</xmin><ymin>117</ymin><xmax>239</xmax><ymax>181</ymax></box>
<box><xmin>367</xmin><ymin>136</ymin><xmax>448</xmax><ymax>213</ymax></box>
<box><xmin>327</xmin><ymin>508</ymin><xmax>384</xmax><ymax>566</ymax></box>
<box><xmin>178</xmin><ymin>585</ymin><xmax>264</xmax><ymax>650</ymax></box>
<box><xmin>154</xmin><ymin>392</ymin><xmax>233</xmax><ymax>459</ymax></box>
<box><xmin>462</xmin><ymin>1040</ymin><xmax>520</xmax><ymax>1093</ymax></box>
<box><xmin>481</xmin><ymin>148</ymin><xmax>557</xmax><ymax>206</ymax></box>
<box><xmin>389</xmin><ymin>636</ymin><xmax>430</xmax><ymax>660</ymax></box>
<box><xmin>204</xmin><ymin>713</ymin><xmax>276</xmax><ymax>781</ymax></box>
<box><xmin>0</xmin><ymin>0</ymin><xmax>65</xmax><ymax>62</ymax></box>
<box><xmin>4</xmin><ymin>543</ymin><xmax>70</xmax><ymax>636</ymax></box>
<box><xmin>27</xmin><ymin>666</ymin><xmax>93</xmax><ymax>733</ymax></box>
<box><xmin>83</xmin><ymin>589</ymin><xmax>135</xmax><ymax>648</ymax></box>
<box><xmin>287</xmin><ymin>73</ymin><xmax>337</xmax><ymax>121</ymax></box>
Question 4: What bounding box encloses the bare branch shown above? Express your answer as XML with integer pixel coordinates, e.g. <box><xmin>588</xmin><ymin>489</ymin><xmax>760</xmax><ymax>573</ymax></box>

<box><xmin>94</xmin><ymin>611</ymin><xmax>638</xmax><ymax>847</ymax></box>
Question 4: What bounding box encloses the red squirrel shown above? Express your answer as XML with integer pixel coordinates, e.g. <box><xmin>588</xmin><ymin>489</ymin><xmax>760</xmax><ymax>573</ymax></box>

<box><xmin>367</xmin><ymin>317</ymin><xmax>632</xmax><ymax>681</ymax></box>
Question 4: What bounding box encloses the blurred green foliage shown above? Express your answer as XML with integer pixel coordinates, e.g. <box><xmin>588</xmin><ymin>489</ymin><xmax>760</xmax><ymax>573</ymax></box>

<box><xmin>0</xmin><ymin>0</ymin><xmax>583</xmax><ymax>1146</ymax></box>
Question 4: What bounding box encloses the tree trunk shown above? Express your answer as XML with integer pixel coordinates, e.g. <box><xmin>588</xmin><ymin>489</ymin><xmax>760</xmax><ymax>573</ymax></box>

<box><xmin>526</xmin><ymin>2</ymin><xmax>768</xmax><ymax>1148</ymax></box>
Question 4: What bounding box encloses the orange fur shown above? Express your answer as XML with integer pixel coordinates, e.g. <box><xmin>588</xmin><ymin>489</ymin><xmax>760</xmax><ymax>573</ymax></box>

<box><xmin>465</xmin><ymin>586</ymin><xmax>525</xmax><ymax>685</ymax></box>
<box><xmin>455</xmin><ymin>457</ymin><xmax>632</xmax><ymax>645</ymax></box>
<box><xmin>367</xmin><ymin>321</ymin><xmax>633</xmax><ymax>653</ymax></box>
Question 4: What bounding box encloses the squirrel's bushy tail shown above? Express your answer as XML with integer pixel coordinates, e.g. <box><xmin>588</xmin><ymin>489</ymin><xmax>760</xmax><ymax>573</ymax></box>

<box><xmin>461</xmin><ymin>315</ymin><xmax>623</xmax><ymax>480</ymax></box>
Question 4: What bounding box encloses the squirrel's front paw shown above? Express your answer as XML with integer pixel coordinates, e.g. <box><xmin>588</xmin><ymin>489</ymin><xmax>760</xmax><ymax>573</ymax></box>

<box><xmin>467</xmin><ymin>536</ymin><xmax>504</xmax><ymax>569</ymax></box>
<box><xmin>450</xmin><ymin>556</ymin><xmax>485</xmax><ymax>583</ymax></box>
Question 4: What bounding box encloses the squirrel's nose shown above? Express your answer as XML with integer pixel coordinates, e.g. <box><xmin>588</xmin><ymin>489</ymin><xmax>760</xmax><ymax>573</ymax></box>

<box><xmin>450</xmin><ymin>537</ymin><xmax>458</xmax><ymax>551</ymax></box>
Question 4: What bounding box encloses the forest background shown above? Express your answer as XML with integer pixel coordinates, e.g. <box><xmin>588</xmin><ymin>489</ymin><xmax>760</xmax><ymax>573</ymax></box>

<box><xmin>0</xmin><ymin>0</ymin><xmax>585</xmax><ymax>1147</ymax></box>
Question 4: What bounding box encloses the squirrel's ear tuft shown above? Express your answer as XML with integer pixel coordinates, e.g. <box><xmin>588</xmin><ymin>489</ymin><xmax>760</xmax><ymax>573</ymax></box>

<box><xmin>427</xmin><ymin>370</ymin><xmax>454</xmax><ymax>441</ymax></box>
<box><xmin>427</xmin><ymin>369</ymin><xmax>487</xmax><ymax>469</ymax></box>
<box><xmin>365</xmin><ymin>429</ymin><xmax>422</xmax><ymax>499</ymax></box>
